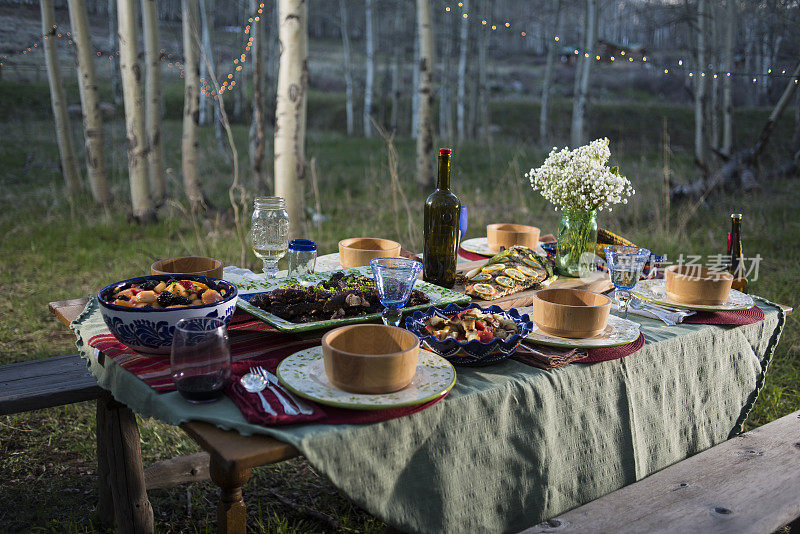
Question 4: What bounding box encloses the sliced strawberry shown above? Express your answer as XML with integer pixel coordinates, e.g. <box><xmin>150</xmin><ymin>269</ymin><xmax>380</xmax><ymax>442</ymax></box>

<box><xmin>178</xmin><ymin>280</ymin><xmax>195</xmax><ymax>290</ymax></box>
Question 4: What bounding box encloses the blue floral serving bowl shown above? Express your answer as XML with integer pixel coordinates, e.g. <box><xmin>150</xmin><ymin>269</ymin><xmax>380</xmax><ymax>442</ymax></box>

<box><xmin>97</xmin><ymin>274</ymin><xmax>238</xmax><ymax>354</ymax></box>
<box><xmin>404</xmin><ymin>303</ymin><xmax>533</xmax><ymax>366</ymax></box>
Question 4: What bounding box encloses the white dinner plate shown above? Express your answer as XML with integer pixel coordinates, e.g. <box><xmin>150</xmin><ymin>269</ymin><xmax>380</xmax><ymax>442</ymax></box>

<box><xmin>631</xmin><ymin>278</ymin><xmax>754</xmax><ymax>311</ymax></box>
<box><xmin>459</xmin><ymin>237</ymin><xmax>496</xmax><ymax>257</ymax></box>
<box><xmin>277</xmin><ymin>347</ymin><xmax>456</xmax><ymax>410</ymax></box>
<box><xmin>516</xmin><ymin>311</ymin><xmax>641</xmax><ymax>348</ymax></box>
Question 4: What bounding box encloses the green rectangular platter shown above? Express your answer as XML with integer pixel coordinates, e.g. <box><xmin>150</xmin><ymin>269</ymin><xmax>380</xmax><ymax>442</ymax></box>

<box><xmin>233</xmin><ymin>266</ymin><xmax>472</xmax><ymax>333</ymax></box>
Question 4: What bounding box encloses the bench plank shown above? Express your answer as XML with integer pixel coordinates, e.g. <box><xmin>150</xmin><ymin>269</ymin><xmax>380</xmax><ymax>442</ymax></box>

<box><xmin>522</xmin><ymin>410</ymin><xmax>800</xmax><ymax>534</ymax></box>
<box><xmin>0</xmin><ymin>353</ymin><xmax>103</xmax><ymax>415</ymax></box>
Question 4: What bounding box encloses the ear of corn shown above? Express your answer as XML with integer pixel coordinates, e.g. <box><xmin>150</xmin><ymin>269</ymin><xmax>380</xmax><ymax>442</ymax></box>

<box><xmin>595</xmin><ymin>228</ymin><xmax>637</xmax><ymax>260</ymax></box>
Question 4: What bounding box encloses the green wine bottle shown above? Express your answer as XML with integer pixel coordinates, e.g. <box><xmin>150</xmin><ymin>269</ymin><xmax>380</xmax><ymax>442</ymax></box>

<box><xmin>423</xmin><ymin>148</ymin><xmax>461</xmax><ymax>288</ymax></box>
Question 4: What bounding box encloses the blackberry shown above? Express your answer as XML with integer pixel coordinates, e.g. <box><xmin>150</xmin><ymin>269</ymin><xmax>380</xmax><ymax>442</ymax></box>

<box><xmin>139</xmin><ymin>279</ymin><xmax>160</xmax><ymax>291</ymax></box>
<box><xmin>156</xmin><ymin>292</ymin><xmax>175</xmax><ymax>307</ymax></box>
<box><xmin>172</xmin><ymin>294</ymin><xmax>192</xmax><ymax>306</ymax></box>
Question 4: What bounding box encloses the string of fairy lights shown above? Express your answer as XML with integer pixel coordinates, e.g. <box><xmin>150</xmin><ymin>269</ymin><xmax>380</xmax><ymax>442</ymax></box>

<box><xmin>444</xmin><ymin>2</ymin><xmax>799</xmax><ymax>85</ymax></box>
<box><xmin>2</xmin><ymin>3</ymin><xmax>796</xmax><ymax>88</ymax></box>
<box><xmin>0</xmin><ymin>3</ymin><xmax>267</xmax><ymax>98</ymax></box>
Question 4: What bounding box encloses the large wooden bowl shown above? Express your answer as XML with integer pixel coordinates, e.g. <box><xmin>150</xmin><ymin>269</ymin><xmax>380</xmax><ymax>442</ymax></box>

<box><xmin>338</xmin><ymin>238</ymin><xmax>401</xmax><ymax>268</ymax></box>
<box><xmin>321</xmin><ymin>324</ymin><xmax>419</xmax><ymax>394</ymax></box>
<box><xmin>531</xmin><ymin>288</ymin><xmax>611</xmax><ymax>339</ymax></box>
<box><xmin>151</xmin><ymin>256</ymin><xmax>223</xmax><ymax>278</ymax></box>
<box><xmin>664</xmin><ymin>265</ymin><xmax>733</xmax><ymax>305</ymax></box>
<box><xmin>486</xmin><ymin>223</ymin><xmax>540</xmax><ymax>253</ymax></box>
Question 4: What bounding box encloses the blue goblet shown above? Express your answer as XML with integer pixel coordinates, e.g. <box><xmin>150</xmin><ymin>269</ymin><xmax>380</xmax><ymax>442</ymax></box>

<box><xmin>370</xmin><ymin>257</ymin><xmax>424</xmax><ymax>327</ymax></box>
<box><xmin>604</xmin><ymin>245</ymin><xmax>651</xmax><ymax>319</ymax></box>
<box><xmin>459</xmin><ymin>205</ymin><xmax>468</xmax><ymax>246</ymax></box>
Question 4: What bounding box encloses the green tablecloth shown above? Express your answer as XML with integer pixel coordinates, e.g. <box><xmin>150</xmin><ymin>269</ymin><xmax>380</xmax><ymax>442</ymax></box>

<box><xmin>72</xmin><ymin>298</ymin><xmax>785</xmax><ymax>533</ymax></box>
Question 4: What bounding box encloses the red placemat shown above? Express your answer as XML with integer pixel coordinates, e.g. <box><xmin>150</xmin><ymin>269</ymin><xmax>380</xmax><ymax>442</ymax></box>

<box><xmin>87</xmin><ymin>309</ymin><xmax>447</xmax><ymax>426</ymax></box>
<box><xmin>226</xmin><ymin>359</ymin><xmax>447</xmax><ymax>426</ymax></box>
<box><xmin>580</xmin><ymin>333</ymin><xmax>646</xmax><ymax>363</ymax></box>
<box><xmin>458</xmin><ymin>248</ymin><xmax>490</xmax><ymax>261</ymax></box>
<box><xmin>682</xmin><ymin>305</ymin><xmax>764</xmax><ymax>326</ymax></box>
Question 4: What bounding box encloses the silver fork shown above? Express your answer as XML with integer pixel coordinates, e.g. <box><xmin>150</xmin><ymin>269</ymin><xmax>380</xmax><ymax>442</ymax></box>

<box><xmin>258</xmin><ymin>367</ymin><xmax>315</xmax><ymax>415</ymax></box>
<box><xmin>253</xmin><ymin>366</ymin><xmax>305</xmax><ymax>416</ymax></box>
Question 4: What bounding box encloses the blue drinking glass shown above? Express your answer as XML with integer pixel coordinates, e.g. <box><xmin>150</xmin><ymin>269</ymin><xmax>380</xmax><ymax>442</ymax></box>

<box><xmin>605</xmin><ymin>245</ymin><xmax>651</xmax><ymax>319</ymax></box>
<box><xmin>459</xmin><ymin>205</ymin><xmax>468</xmax><ymax>246</ymax></box>
<box><xmin>370</xmin><ymin>257</ymin><xmax>424</xmax><ymax>327</ymax></box>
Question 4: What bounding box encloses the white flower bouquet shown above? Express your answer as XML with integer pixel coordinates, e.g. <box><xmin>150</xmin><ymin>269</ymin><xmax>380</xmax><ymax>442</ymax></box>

<box><xmin>524</xmin><ymin>138</ymin><xmax>634</xmax><ymax>212</ymax></box>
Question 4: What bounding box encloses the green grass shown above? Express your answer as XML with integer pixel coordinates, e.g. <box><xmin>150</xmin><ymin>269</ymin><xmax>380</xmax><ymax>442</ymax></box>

<box><xmin>1</xmin><ymin>91</ymin><xmax>798</xmax><ymax>531</ymax></box>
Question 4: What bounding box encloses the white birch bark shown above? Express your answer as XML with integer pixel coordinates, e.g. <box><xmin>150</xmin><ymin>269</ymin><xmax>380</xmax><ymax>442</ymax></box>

<box><xmin>540</xmin><ymin>0</ymin><xmax>561</xmax><ymax>145</ymax></box>
<box><xmin>694</xmin><ymin>0</ymin><xmax>706</xmax><ymax>168</ymax></box>
<box><xmin>250</xmin><ymin>0</ymin><xmax>269</xmax><ymax>185</ymax></box>
<box><xmin>570</xmin><ymin>0</ymin><xmax>596</xmax><ymax>148</ymax></box>
<box><xmin>722</xmin><ymin>0</ymin><xmax>734</xmax><ymax>155</ymax></box>
<box><xmin>108</xmin><ymin>0</ymin><xmax>122</xmax><ymax>106</ymax></box>
<box><xmin>439</xmin><ymin>7</ymin><xmax>452</xmax><ymax>140</ymax></box>
<box><xmin>67</xmin><ymin>0</ymin><xmax>111</xmax><ymax>205</ymax></box>
<box><xmin>118</xmin><ymin>0</ymin><xmax>155</xmax><ymax>221</ymax></box>
<box><xmin>363</xmin><ymin>0</ymin><xmax>375</xmax><ymax>137</ymax></box>
<box><xmin>456</xmin><ymin>0</ymin><xmax>469</xmax><ymax>141</ymax></box>
<box><xmin>141</xmin><ymin>0</ymin><xmax>166</xmax><ymax>203</ymax></box>
<box><xmin>339</xmin><ymin>0</ymin><xmax>354</xmax><ymax>135</ymax></box>
<box><xmin>416</xmin><ymin>0</ymin><xmax>434</xmax><ymax>187</ymax></box>
<box><xmin>181</xmin><ymin>0</ymin><xmax>204</xmax><ymax>211</ymax></box>
<box><xmin>274</xmin><ymin>0</ymin><xmax>308</xmax><ymax>239</ymax></box>
<box><xmin>42</xmin><ymin>0</ymin><xmax>82</xmax><ymax>197</ymax></box>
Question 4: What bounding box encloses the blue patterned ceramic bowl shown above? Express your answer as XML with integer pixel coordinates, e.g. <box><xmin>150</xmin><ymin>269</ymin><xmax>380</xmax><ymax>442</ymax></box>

<box><xmin>404</xmin><ymin>303</ymin><xmax>533</xmax><ymax>366</ymax></box>
<box><xmin>97</xmin><ymin>274</ymin><xmax>238</xmax><ymax>354</ymax></box>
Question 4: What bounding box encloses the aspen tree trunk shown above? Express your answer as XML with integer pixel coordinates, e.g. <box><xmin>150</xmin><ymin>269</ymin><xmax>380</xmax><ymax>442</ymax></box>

<box><xmin>108</xmin><ymin>0</ymin><xmax>122</xmax><ymax>106</ymax></box>
<box><xmin>274</xmin><ymin>0</ymin><xmax>308</xmax><ymax>239</ymax></box>
<box><xmin>390</xmin><ymin>8</ymin><xmax>401</xmax><ymax>133</ymax></box>
<box><xmin>142</xmin><ymin>0</ymin><xmax>166</xmax><ymax>203</ymax></box>
<box><xmin>42</xmin><ymin>0</ymin><xmax>82</xmax><ymax>197</ymax></box>
<box><xmin>250</xmin><ymin>0</ymin><xmax>269</xmax><ymax>186</ymax></box>
<box><xmin>722</xmin><ymin>0</ymin><xmax>734</xmax><ymax>155</ymax></box>
<box><xmin>439</xmin><ymin>7</ymin><xmax>452</xmax><ymax>140</ymax></box>
<box><xmin>540</xmin><ymin>0</ymin><xmax>561</xmax><ymax>145</ymax></box>
<box><xmin>198</xmin><ymin>0</ymin><xmax>212</xmax><ymax>125</ymax></box>
<box><xmin>694</xmin><ymin>0</ymin><xmax>707</xmax><ymax>170</ymax></box>
<box><xmin>570</xmin><ymin>0</ymin><xmax>596</xmax><ymax>148</ymax></box>
<box><xmin>456</xmin><ymin>0</ymin><xmax>468</xmax><ymax>141</ymax></box>
<box><xmin>411</xmin><ymin>24</ymin><xmax>420</xmax><ymax>139</ymax></box>
<box><xmin>181</xmin><ymin>0</ymin><xmax>204</xmax><ymax>211</ymax></box>
<box><xmin>339</xmin><ymin>0</ymin><xmax>354</xmax><ymax>135</ymax></box>
<box><xmin>118</xmin><ymin>0</ymin><xmax>155</xmax><ymax>221</ymax></box>
<box><xmin>415</xmin><ymin>0</ymin><xmax>435</xmax><ymax>188</ymax></box>
<box><xmin>477</xmin><ymin>0</ymin><xmax>489</xmax><ymax>142</ymax></box>
<box><xmin>363</xmin><ymin>0</ymin><xmax>375</xmax><ymax>137</ymax></box>
<box><xmin>67</xmin><ymin>0</ymin><xmax>111</xmax><ymax>206</ymax></box>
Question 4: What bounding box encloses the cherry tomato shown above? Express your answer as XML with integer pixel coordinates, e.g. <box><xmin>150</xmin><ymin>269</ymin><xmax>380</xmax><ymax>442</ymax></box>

<box><xmin>478</xmin><ymin>330</ymin><xmax>493</xmax><ymax>343</ymax></box>
<box><xmin>475</xmin><ymin>320</ymin><xmax>486</xmax><ymax>331</ymax></box>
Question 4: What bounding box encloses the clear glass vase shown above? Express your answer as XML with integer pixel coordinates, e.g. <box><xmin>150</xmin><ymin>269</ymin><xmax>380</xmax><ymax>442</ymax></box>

<box><xmin>555</xmin><ymin>208</ymin><xmax>598</xmax><ymax>277</ymax></box>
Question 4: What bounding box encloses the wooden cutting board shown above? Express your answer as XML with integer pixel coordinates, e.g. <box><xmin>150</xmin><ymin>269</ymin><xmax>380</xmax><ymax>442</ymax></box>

<box><xmin>454</xmin><ymin>259</ymin><xmax>613</xmax><ymax>311</ymax></box>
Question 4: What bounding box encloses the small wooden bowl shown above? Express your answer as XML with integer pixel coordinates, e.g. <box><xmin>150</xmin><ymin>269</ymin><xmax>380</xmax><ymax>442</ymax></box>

<box><xmin>151</xmin><ymin>256</ymin><xmax>223</xmax><ymax>279</ymax></box>
<box><xmin>486</xmin><ymin>223</ymin><xmax>540</xmax><ymax>253</ymax></box>
<box><xmin>338</xmin><ymin>238</ymin><xmax>401</xmax><ymax>269</ymax></box>
<box><xmin>531</xmin><ymin>288</ymin><xmax>611</xmax><ymax>339</ymax></box>
<box><xmin>321</xmin><ymin>325</ymin><xmax>420</xmax><ymax>394</ymax></box>
<box><xmin>664</xmin><ymin>265</ymin><xmax>733</xmax><ymax>305</ymax></box>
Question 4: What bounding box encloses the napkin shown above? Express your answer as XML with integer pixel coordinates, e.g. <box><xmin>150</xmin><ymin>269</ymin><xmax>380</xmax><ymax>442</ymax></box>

<box><xmin>619</xmin><ymin>302</ymin><xmax>695</xmax><ymax>324</ymax></box>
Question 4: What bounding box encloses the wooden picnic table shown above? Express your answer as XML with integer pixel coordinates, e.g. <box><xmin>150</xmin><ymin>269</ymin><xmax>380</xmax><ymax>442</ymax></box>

<box><xmin>47</xmin><ymin>267</ymin><xmax>793</xmax><ymax>534</ymax></box>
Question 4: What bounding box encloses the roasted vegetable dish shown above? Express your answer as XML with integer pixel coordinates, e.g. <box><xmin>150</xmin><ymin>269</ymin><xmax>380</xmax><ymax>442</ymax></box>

<box><xmin>463</xmin><ymin>246</ymin><xmax>554</xmax><ymax>301</ymax></box>
<box><xmin>424</xmin><ymin>308</ymin><xmax>518</xmax><ymax>342</ymax></box>
<box><xmin>104</xmin><ymin>278</ymin><xmax>226</xmax><ymax>308</ymax></box>
<box><xmin>249</xmin><ymin>271</ymin><xmax>430</xmax><ymax>323</ymax></box>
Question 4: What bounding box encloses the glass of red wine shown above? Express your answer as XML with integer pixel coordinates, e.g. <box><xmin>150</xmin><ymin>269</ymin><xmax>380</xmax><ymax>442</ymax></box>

<box><xmin>170</xmin><ymin>317</ymin><xmax>231</xmax><ymax>403</ymax></box>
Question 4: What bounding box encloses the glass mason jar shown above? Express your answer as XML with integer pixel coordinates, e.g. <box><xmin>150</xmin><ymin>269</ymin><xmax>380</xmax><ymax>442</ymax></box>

<box><xmin>249</xmin><ymin>197</ymin><xmax>290</xmax><ymax>279</ymax></box>
<box><xmin>555</xmin><ymin>208</ymin><xmax>598</xmax><ymax>277</ymax></box>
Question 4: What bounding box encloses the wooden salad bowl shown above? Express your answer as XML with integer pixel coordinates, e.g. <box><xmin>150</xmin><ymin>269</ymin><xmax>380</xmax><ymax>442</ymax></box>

<box><xmin>531</xmin><ymin>288</ymin><xmax>611</xmax><ymax>339</ymax></box>
<box><xmin>486</xmin><ymin>223</ymin><xmax>540</xmax><ymax>253</ymax></box>
<box><xmin>321</xmin><ymin>325</ymin><xmax>419</xmax><ymax>394</ymax></box>
<box><xmin>151</xmin><ymin>256</ymin><xmax>224</xmax><ymax>279</ymax></box>
<box><xmin>338</xmin><ymin>238</ymin><xmax>401</xmax><ymax>268</ymax></box>
<box><xmin>664</xmin><ymin>264</ymin><xmax>733</xmax><ymax>305</ymax></box>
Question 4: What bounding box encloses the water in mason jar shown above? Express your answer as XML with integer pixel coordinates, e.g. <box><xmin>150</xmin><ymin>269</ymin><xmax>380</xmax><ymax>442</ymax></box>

<box><xmin>251</xmin><ymin>217</ymin><xmax>289</xmax><ymax>260</ymax></box>
<box><xmin>610</xmin><ymin>267</ymin><xmax>640</xmax><ymax>290</ymax></box>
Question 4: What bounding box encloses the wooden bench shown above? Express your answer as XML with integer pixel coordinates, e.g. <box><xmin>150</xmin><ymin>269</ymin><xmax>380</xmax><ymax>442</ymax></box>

<box><xmin>522</xmin><ymin>410</ymin><xmax>800</xmax><ymax>534</ymax></box>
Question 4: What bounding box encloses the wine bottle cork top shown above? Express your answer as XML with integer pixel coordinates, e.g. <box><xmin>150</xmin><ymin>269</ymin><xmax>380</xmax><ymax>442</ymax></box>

<box><xmin>439</xmin><ymin>148</ymin><xmax>452</xmax><ymax>155</ymax></box>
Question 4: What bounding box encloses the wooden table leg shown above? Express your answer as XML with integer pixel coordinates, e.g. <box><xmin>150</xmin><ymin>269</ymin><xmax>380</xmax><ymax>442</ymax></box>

<box><xmin>95</xmin><ymin>397</ymin><xmax>114</xmax><ymax>528</ymax></box>
<box><xmin>101</xmin><ymin>397</ymin><xmax>154</xmax><ymax>534</ymax></box>
<box><xmin>210</xmin><ymin>455</ymin><xmax>252</xmax><ymax>534</ymax></box>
